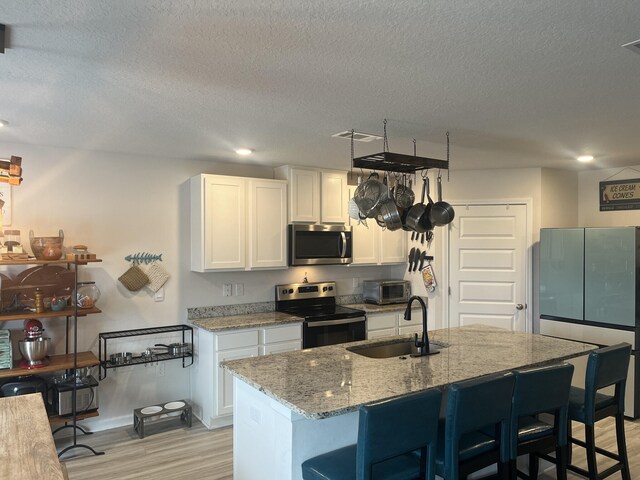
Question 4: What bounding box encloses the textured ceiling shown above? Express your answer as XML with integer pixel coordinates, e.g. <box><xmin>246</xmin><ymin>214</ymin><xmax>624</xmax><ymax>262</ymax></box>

<box><xmin>1</xmin><ymin>1</ymin><xmax>640</xmax><ymax>171</ymax></box>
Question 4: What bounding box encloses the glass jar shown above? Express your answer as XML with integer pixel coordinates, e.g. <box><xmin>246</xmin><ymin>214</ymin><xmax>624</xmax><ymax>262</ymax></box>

<box><xmin>76</xmin><ymin>283</ymin><xmax>100</xmax><ymax>309</ymax></box>
<box><xmin>4</xmin><ymin>229</ymin><xmax>22</xmax><ymax>252</ymax></box>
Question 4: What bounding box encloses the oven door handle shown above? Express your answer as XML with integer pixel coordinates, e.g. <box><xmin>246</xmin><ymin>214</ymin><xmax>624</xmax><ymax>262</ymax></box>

<box><xmin>307</xmin><ymin>317</ymin><xmax>366</xmax><ymax>328</ymax></box>
<box><xmin>339</xmin><ymin>232</ymin><xmax>347</xmax><ymax>258</ymax></box>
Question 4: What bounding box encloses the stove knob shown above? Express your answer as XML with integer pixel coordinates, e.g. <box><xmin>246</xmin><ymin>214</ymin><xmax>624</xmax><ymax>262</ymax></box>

<box><xmin>282</xmin><ymin>289</ymin><xmax>287</xmax><ymax>294</ymax></box>
<box><xmin>323</xmin><ymin>287</ymin><xmax>327</xmax><ymax>292</ymax></box>
<box><xmin>289</xmin><ymin>289</ymin><xmax>294</xmax><ymax>294</ymax></box>
<box><xmin>329</xmin><ymin>286</ymin><xmax>334</xmax><ymax>291</ymax></box>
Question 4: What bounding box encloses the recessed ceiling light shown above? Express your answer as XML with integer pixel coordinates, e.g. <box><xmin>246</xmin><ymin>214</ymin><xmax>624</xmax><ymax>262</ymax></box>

<box><xmin>577</xmin><ymin>155</ymin><xmax>594</xmax><ymax>163</ymax></box>
<box><xmin>235</xmin><ymin>148</ymin><xmax>254</xmax><ymax>156</ymax></box>
<box><xmin>0</xmin><ymin>120</ymin><xmax>8</xmax><ymax>128</ymax></box>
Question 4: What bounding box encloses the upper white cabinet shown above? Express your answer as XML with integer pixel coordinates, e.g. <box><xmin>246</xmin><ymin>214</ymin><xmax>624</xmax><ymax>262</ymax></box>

<box><xmin>191</xmin><ymin>174</ymin><xmax>287</xmax><ymax>272</ymax></box>
<box><xmin>348</xmin><ymin>187</ymin><xmax>408</xmax><ymax>265</ymax></box>
<box><xmin>275</xmin><ymin>166</ymin><xmax>348</xmax><ymax>224</ymax></box>
<box><xmin>320</xmin><ymin>171</ymin><xmax>349</xmax><ymax>224</ymax></box>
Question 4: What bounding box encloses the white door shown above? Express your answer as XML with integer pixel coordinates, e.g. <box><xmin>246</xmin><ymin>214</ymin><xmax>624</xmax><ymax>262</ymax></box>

<box><xmin>448</xmin><ymin>204</ymin><xmax>528</xmax><ymax>332</ymax></box>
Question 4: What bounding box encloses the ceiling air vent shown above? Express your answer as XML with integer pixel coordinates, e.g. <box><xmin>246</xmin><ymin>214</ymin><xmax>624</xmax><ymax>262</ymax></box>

<box><xmin>331</xmin><ymin>131</ymin><xmax>383</xmax><ymax>142</ymax></box>
<box><xmin>622</xmin><ymin>38</ymin><xmax>640</xmax><ymax>55</ymax></box>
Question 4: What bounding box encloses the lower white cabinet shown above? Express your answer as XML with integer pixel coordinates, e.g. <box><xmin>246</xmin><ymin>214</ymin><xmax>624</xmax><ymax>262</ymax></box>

<box><xmin>192</xmin><ymin>323</ymin><xmax>302</xmax><ymax>429</ymax></box>
<box><xmin>366</xmin><ymin>309</ymin><xmax>423</xmax><ymax>339</ymax></box>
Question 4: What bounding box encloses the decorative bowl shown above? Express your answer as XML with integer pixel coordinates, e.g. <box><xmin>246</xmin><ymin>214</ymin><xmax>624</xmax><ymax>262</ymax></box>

<box><xmin>30</xmin><ymin>230</ymin><xmax>64</xmax><ymax>260</ymax></box>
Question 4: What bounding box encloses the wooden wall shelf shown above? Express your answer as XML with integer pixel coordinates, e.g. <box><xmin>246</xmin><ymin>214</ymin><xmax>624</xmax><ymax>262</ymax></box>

<box><xmin>0</xmin><ymin>351</ymin><xmax>100</xmax><ymax>379</ymax></box>
<box><xmin>0</xmin><ymin>307</ymin><xmax>101</xmax><ymax>322</ymax></box>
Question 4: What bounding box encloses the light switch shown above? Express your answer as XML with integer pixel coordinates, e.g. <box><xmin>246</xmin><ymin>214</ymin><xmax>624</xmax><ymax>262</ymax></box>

<box><xmin>235</xmin><ymin>283</ymin><xmax>244</xmax><ymax>296</ymax></box>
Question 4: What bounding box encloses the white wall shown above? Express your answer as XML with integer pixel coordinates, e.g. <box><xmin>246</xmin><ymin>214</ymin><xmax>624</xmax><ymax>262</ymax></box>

<box><xmin>0</xmin><ymin>142</ymin><xmax>396</xmax><ymax>431</ymax></box>
<box><xmin>578</xmin><ymin>165</ymin><xmax>640</xmax><ymax>227</ymax></box>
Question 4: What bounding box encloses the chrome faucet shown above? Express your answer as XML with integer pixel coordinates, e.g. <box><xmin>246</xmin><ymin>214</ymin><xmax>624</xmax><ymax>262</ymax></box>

<box><xmin>404</xmin><ymin>296</ymin><xmax>439</xmax><ymax>357</ymax></box>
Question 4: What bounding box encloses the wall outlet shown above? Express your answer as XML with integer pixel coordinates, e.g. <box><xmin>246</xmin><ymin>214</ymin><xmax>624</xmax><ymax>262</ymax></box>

<box><xmin>157</xmin><ymin>362</ymin><xmax>165</xmax><ymax>377</ymax></box>
<box><xmin>222</xmin><ymin>284</ymin><xmax>233</xmax><ymax>297</ymax></box>
<box><xmin>154</xmin><ymin>287</ymin><xmax>165</xmax><ymax>302</ymax></box>
<box><xmin>235</xmin><ymin>283</ymin><xmax>244</xmax><ymax>296</ymax></box>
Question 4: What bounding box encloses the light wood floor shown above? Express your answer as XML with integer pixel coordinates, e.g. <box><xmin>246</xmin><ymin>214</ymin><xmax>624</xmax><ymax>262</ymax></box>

<box><xmin>56</xmin><ymin>417</ymin><xmax>640</xmax><ymax>479</ymax></box>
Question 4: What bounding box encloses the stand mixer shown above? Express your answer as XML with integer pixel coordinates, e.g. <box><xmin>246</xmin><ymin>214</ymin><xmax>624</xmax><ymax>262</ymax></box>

<box><xmin>18</xmin><ymin>319</ymin><xmax>51</xmax><ymax>369</ymax></box>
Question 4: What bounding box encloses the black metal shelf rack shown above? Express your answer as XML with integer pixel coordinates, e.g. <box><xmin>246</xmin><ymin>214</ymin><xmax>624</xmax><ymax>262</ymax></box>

<box><xmin>98</xmin><ymin>324</ymin><xmax>193</xmax><ymax>380</ymax></box>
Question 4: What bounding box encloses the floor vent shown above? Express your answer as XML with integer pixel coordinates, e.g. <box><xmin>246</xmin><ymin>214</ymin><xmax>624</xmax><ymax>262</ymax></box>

<box><xmin>332</xmin><ymin>131</ymin><xmax>383</xmax><ymax>142</ymax></box>
<box><xmin>622</xmin><ymin>38</ymin><xmax>640</xmax><ymax>55</ymax></box>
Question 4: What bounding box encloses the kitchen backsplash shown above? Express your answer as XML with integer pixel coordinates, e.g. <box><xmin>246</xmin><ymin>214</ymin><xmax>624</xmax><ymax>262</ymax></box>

<box><xmin>187</xmin><ymin>295</ymin><xmax>364</xmax><ymax>319</ymax></box>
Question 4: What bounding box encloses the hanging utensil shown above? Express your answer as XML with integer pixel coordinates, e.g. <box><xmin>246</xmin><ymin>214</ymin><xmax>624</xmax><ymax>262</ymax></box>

<box><xmin>408</xmin><ymin>247</ymin><xmax>416</xmax><ymax>273</ymax></box>
<box><xmin>418</xmin><ymin>251</ymin><xmax>427</xmax><ymax>271</ymax></box>
<box><xmin>413</xmin><ymin>248</ymin><xmax>421</xmax><ymax>272</ymax></box>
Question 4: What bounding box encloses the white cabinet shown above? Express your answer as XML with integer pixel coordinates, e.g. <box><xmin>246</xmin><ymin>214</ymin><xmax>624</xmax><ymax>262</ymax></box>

<box><xmin>258</xmin><ymin>324</ymin><xmax>302</xmax><ymax>355</ymax></box>
<box><xmin>191</xmin><ymin>174</ymin><xmax>287</xmax><ymax>271</ymax></box>
<box><xmin>348</xmin><ymin>187</ymin><xmax>407</xmax><ymax>265</ymax></box>
<box><xmin>214</xmin><ymin>330</ymin><xmax>259</xmax><ymax>418</ymax></box>
<box><xmin>367</xmin><ymin>312</ymin><xmax>397</xmax><ymax>339</ymax></box>
<box><xmin>366</xmin><ymin>309</ymin><xmax>425</xmax><ymax>339</ymax></box>
<box><xmin>320</xmin><ymin>171</ymin><xmax>349</xmax><ymax>224</ymax></box>
<box><xmin>275</xmin><ymin>166</ymin><xmax>348</xmax><ymax>224</ymax></box>
<box><xmin>248</xmin><ymin>179</ymin><xmax>288</xmax><ymax>269</ymax></box>
<box><xmin>192</xmin><ymin>323</ymin><xmax>302</xmax><ymax>429</ymax></box>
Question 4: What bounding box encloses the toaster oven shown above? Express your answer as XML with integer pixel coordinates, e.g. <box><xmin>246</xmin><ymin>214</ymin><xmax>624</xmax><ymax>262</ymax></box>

<box><xmin>363</xmin><ymin>280</ymin><xmax>411</xmax><ymax>305</ymax></box>
<box><xmin>51</xmin><ymin>375</ymin><xmax>99</xmax><ymax>416</ymax></box>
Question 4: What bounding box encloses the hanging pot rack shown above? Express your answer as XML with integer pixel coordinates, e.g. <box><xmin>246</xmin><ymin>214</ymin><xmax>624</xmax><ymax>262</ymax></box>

<box><xmin>350</xmin><ymin>119</ymin><xmax>449</xmax><ymax>174</ymax></box>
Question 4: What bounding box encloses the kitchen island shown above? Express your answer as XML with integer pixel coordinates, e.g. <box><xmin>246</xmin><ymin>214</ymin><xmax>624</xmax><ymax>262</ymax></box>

<box><xmin>223</xmin><ymin>325</ymin><xmax>595</xmax><ymax>480</ymax></box>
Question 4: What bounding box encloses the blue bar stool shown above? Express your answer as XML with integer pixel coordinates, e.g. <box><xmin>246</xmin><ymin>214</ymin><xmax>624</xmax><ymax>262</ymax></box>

<box><xmin>435</xmin><ymin>372</ymin><xmax>515</xmax><ymax>480</ymax></box>
<box><xmin>301</xmin><ymin>388</ymin><xmax>442</xmax><ymax>480</ymax></box>
<box><xmin>509</xmin><ymin>363</ymin><xmax>574</xmax><ymax>480</ymax></box>
<box><xmin>566</xmin><ymin>343</ymin><xmax>632</xmax><ymax>480</ymax></box>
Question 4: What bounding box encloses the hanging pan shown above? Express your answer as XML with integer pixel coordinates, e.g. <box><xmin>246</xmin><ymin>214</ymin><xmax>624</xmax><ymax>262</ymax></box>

<box><xmin>429</xmin><ymin>174</ymin><xmax>455</xmax><ymax>226</ymax></box>
<box><xmin>405</xmin><ymin>175</ymin><xmax>433</xmax><ymax>233</ymax></box>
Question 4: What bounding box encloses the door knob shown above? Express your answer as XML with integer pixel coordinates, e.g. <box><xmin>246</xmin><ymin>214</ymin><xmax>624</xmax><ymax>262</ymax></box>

<box><xmin>516</xmin><ymin>304</ymin><xmax>525</xmax><ymax>310</ymax></box>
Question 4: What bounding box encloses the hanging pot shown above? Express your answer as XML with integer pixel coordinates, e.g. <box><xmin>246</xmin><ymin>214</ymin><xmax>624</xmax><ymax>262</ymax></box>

<box><xmin>353</xmin><ymin>173</ymin><xmax>388</xmax><ymax>218</ymax></box>
<box><xmin>429</xmin><ymin>175</ymin><xmax>455</xmax><ymax>226</ymax></box>
<box><xmin>405</xmin><ymin>176</ymin><xmax>434</xmax><ymax>233</ymax></box>
<box><xmin>378</xmin><ymin>198</ymin><xmax>403</xmax><ymax>231</ymax></box>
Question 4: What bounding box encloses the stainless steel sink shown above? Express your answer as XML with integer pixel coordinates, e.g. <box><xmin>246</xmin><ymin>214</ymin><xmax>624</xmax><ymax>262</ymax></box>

<box><xmin>346</xmin><ymin>339</ymin><xmax>447</xmax><ymax>359</ymax></box>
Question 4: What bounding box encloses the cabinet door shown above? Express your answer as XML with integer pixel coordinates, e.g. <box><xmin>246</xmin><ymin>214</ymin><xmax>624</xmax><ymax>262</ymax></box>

<box><xmin>539</xmin><ymin>228</ymin><xmax>584</xmax><ymax>321</ymax></box>
<box><xmin>290</xmin><ymin>168</ymin><xmax>320</xmax><ymax>223</ymax></box>
<box><xmin>248</xmin><ymin>179</ymin><xmax>288</xmax><ymax>269</ymax></box>
<box><xmin>367</xmin><ymin>328</ymin><xmax>397</xmax><ymax>339</ymax></box>
<box><xmin>321</xmin><ymin>171</ymin><xmax>348</xmax><ymax>224</ymax></box>
<box><xmin>215</xmin><ymin>346</ymin><xmax>259</xmax><ymax>417</ymax></box>
<box><xmin>349</xmin><ymin>187</ymin><xmax>379</xmax><ymax>265</ymax></box>
<box><xmin>367</xmin><ymin>313</ymin><xmax>397</xmax><ymax>332</ymax></box>
<box><xmin>379</xmin><ymin>229</ymin><xmax>408</xmax><ymax>264</ymax></box>
<box><xmin>260</xmin><ymin>340</ymin><xmax>301</xmax><ymax>355</ymax></box>
<box><xmin>584</xmin><ymin>227</ymin><xmax>636</xmax><ymax>327</ymax></box>
<box><xmin>192</xmin><ymin>175</ymin><xmax>246</xmax><ymax>271</ymax></box>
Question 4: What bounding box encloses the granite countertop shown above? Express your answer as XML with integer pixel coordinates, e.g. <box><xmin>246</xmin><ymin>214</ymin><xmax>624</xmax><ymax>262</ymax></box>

<box><xmin>191</xmin><ymin>311</ymin><xmax>303</xmax><ymax>332</ymax></box>
<box><xmin>223</xmin><ymin>325</ymin><xmax>595</xmax><ymax>420</ymax></box>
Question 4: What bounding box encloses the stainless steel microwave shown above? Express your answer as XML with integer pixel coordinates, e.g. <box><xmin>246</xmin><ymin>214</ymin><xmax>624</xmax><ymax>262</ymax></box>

<box><xmin>363</xmin><ymin>280</ymin><xmax>411</xmax><ymax>305</ymax></box>
<box><xmin>288</xmin><ymin>224</ymin><xmax>352</xmax><ymax>266</ymax></box>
